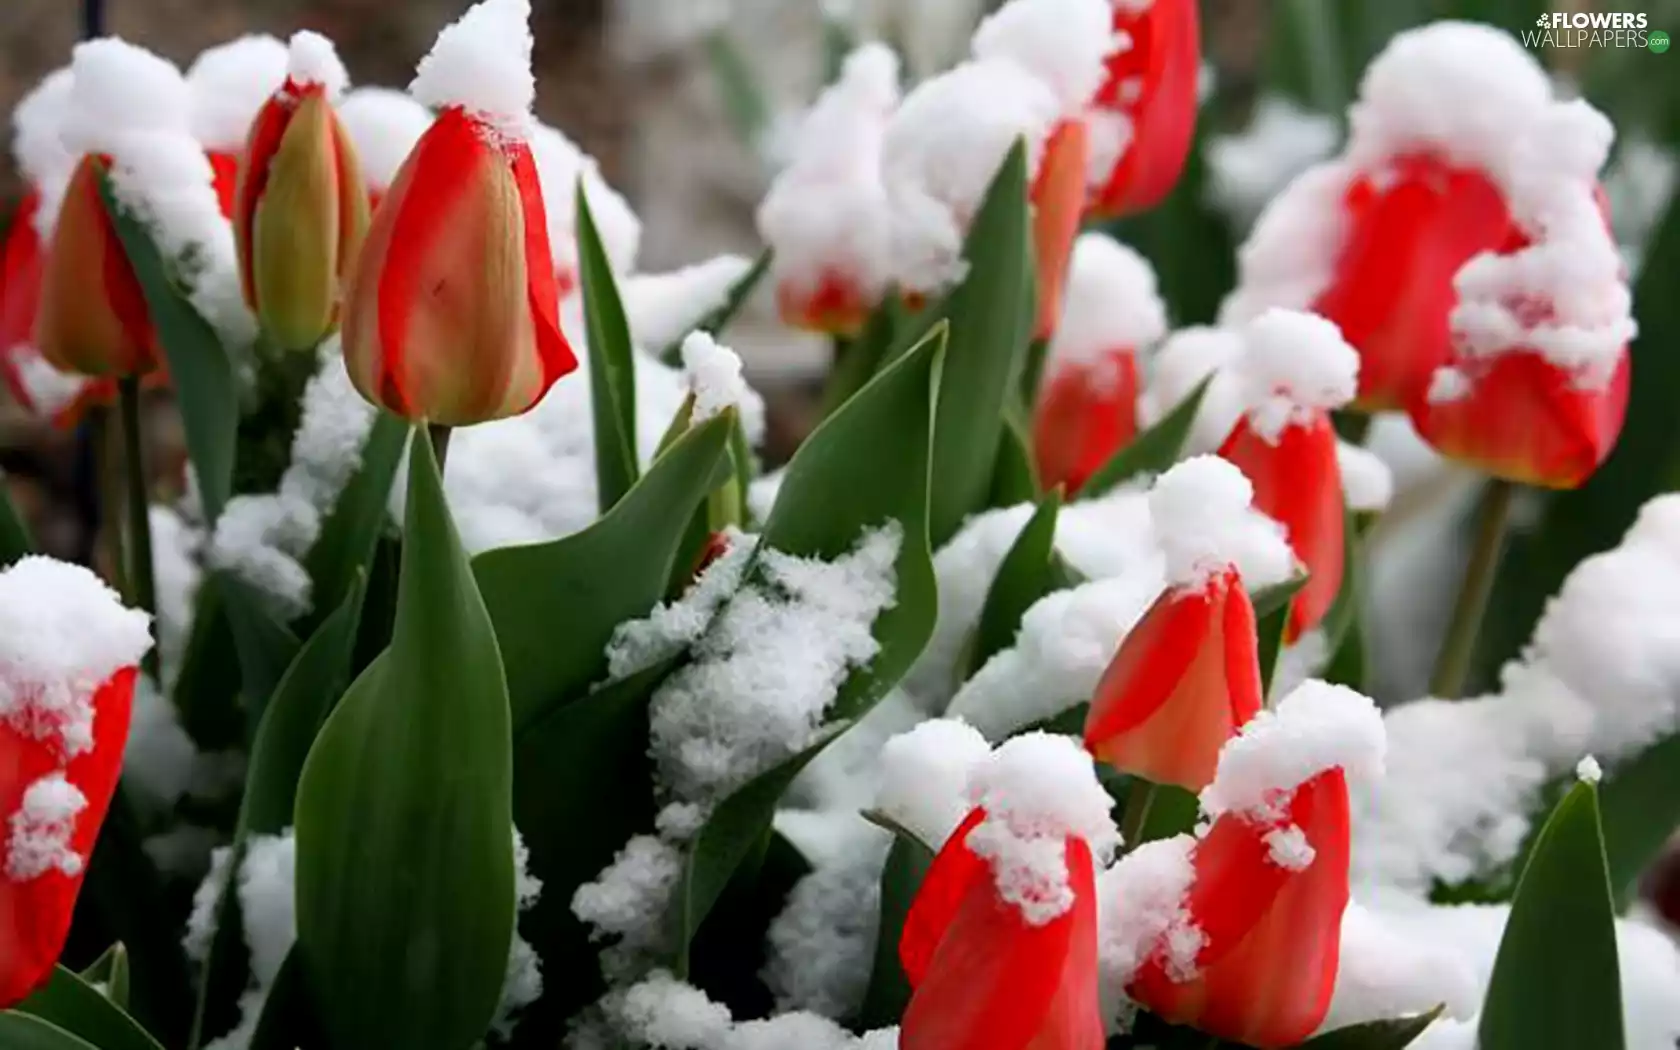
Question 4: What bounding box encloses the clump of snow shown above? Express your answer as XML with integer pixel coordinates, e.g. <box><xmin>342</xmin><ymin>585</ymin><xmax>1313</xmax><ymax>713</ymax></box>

<box><xmin>970</xmin><ymin>0</ymin><xmax>1118</xmax><ymax>113</ymax></box>
<box><xmin>5</xmin><ymin>773</ymin><xmax>89</xmax><ymax>880</ymax></box>
<box><xmin>604</xmin><ymin>969</ymin><xmax>898</xmax><ymax>1050</ymax></box>
<box><xmin>63</xmin><ymin>38</ymin><xmax>253</xmax><ymax>345</ymax></box>
<box><xmin>875</xmin><ymin>717</ymin><xmax>994</xmax><ymax>848</ymax></box>
<box><xmin>681</xmin><ymin>333</ymin><xmax>764</xmax><ymax>437</ymax></box>
<box><xmin>410</xmin><ymin>0</ymin><xmax>536</xmax><ymax>136</ymax></box>
<box><xmin>572</xmin><ymin>834</ymin><xmax>684</xmax><ymax>957</ymax></box>
<box><xmin>150</xmin><ymin>505</ymin><xmax>204</xmax><ymax>688</ymax></box>
<box><xmin>1202</xmin><ymin>679</ymin><xmax>1385</xmax><ymax>819</ymax></box>
<box><xmin>606</xmin><ymin>531</ymin><xmax>756</xmax><ymax>681</ymax></box>
<box><xmin>0</xmin><ymin>556</ymin><xmax>151</xmax><ymax>758</ymax></box>
<box><xmin>122</xmin><ymin>674</ymin><xmax>198</xmax><ymax>809</ymax></box>
<box><xmin>1323</xmin><ymin>900</ymin><xmax>1480</xmax><ymax>1032</ymax></box>
<box><xmin>185</xmin><ymin>36</ymin><xmax>289</xmax><ymax>151</ymax></box>
<box><xmin>1137</xmin><ymin>325</ymin><xmax>1247</xmax><ymax>456</ymax></box>
<box><xmin>1266</xmin><ymin>824</ymin><xmax>1317</xmax><ymax>871</ymax></box>
<box><xmin>530</xmin><ymin>122</ymin><xmax>643</xmax><ymax>279</ymax></box>
<box><xmin>7</xmin><ymin>349</ymin><xmax>87</xmax><ymax>417</ymax></box>
<box><xmin>762</xmin><ymin>829</ymin><xmax>889</xmax><ymax>1019</ymax></box>
<box><xmin>238</xmin><ymin>831</ymin><xmax>297</xmax><ymax>985</ymax></box>
<box><xmin>1205</xmin><ymin>94</ymin><xmax>1340</xmax><ymax>229</ymax></box>
<box><xmin>1149</xmin><ymin>456</ymin><xmax>1294</xmax><ymax>591</ymax></box>
<box><xmin>1045</xmin><ymin>234</ymin><xmax>1168</xmax><ymax>378</ymax></box>
<box><xmin>756</xmin><ymin>43</ymin><xmax>899</xmax><ymax>315</ymax></box>
<box><xmin>1230</xmin><ymin>308</ymin><xmax>1359</xmax><ymax>443</ymax></box>
<box><xmin>1219</xmin><ymin>163</ymin><xmax>1356</xmax><ymax>324</ymax></box>
<box><xmin>285</xmin><ymin>31</ymin><xmax>349</xmax><ymax>97</ymax></box>
<box><xmin>12</xmin><ymin>68</ymin><xmax>76</xmax><ymax>237</ymax></box>
<box><xmin>619</xmin><ymin>255</ymin><xmax>752</xmax><ymax>352</ymax></box>
<box><xmin>338</xmin><ymin>88</ymin><xmax>435</xmax><ymax>193</ymax></box>
<box><xmin>1577</xmin><ymin>755</ymin><xmax>1603</xmax><ymax>784</ymax></box>
<box><xmin>649</xmin><ymin>524</ymin><xmax>902</xmax><ymax>801</ymax></box>
<box><xmin>1338</xmin><ymin>441</ymin><xmax>1394</xmax><ymax>513</ymax></box>
<box><xmin>964</xmin><ymin>732</ymin><xmax>1120</xmax><ymax>924</ymax></box>
<box><xmin>1095</xmin><ymin>835</ymin><xmax>1199</xmax><ymax>994</ymax></box>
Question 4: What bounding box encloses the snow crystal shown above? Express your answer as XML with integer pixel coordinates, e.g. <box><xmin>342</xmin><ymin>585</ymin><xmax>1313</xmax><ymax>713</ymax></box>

<box><xmin>410</xmin><ymin>0</ymin><xmax>536</xmax><ymax>135</ymax></box>
<box><xmin>1338</xmin><ymin>440</ymin><xmax>1394</xmax><ymax>513</ymax></box>
<box><xmin>0</xmin><ymin>556</ymin><xmax>151</xmax><ymax>757</ymax></box>
<box><xmin>185</xmin><ymin>35</ymin><xmax>288</xmax><ymax>151</ymax></box>
<box><xmin>151</xmin><ymin>505</ymin><xmax>204</xmax><ymax>688</ymax></box>
<box><xmin>655</xmin><ymin>802</ymin><xmax>706</xmax><ymax>843</ymax></box>
<box><xmin>1202</xmin><ymin>679</ymin><xmax>1385</xmax><ymax>820</ymax></box>
<box><xmin>1205</xmin><ymin>94</ymin><xmax>1340</xmax><ymax>229</ymax></box>
<box><xmin>762</xmin><ymin>831</ymin><xmax>888</xmax><ymax>1019</ymax></box>
<box><xmin>1577</xmin><ymin>755</ymin><xmax>1603</xmax><ymax>784</ymax></box>
<box><xmin>875</xmin><ymin>718</ymin><xmax>994</xmax><ymax>849</ymax></box>
<box><xmin>1230</xmin><ymin>308</ymin><xmax>1359</xmax><ymax>443</ymax></box>
<box><xmin>606</xmin><ymin>531</ymin><xmax>757</xmax><ymax>681</ymax></box>
<box><xmin>572</xmin><ymin>834</ymin><xmax>683</xmax><ymax>951</ymax></box>
<box><xmin>620</xmin><ymin>255</ymin><xmax>751</xmax><ymax>351</ymax></box>
<box><xmin>1096</xmin><ymin>835</ymin><xmax>1200</xmax><ymax>1004</ymax></box>
<box><xmin>496</xmin><ymin>933</ymin><xmax>545</xmax><ymax>1039</ymax></box>
<box><xmin>338</xmin><ymin>88</ymin><xmax>435</xmax><ymax>193</ymax></box>
<box><xmin>757</xmin><ymin>43</ymin><xmax>899</xmax><ymax>315</ymax></box>
<box><xmin>5</xmin><ymin>773</ymin><xmax>88</xmax><ymax>880</ymax></box>
<box><xmin>964</xmin><ymin>732</ymin><xmax>1120</xmax><ymax>924</ymax></box>
<box><xmin>971</xmin><ymin>0</ymin><xmax>1117</xmax><ymax>114</ymax></box>
<box><xmin>681</xmin><ymin>333</ymin><xmax>763</xmax><ymax>437</ymax></box>
<box><xmin>1045</xmin><ymin>234</ymin><xmax>1167</xmax><ymax>377</ymax></box>
<box><xmin>1265</xmin><ymin>824</ymin><xmax>1316</xmax><ymax>872</ymax></box>
<box><xmin>529</xmin><ymin>122</ymin><xmax>643</xmax><ymax>279</ymax></box>
<box><xmin>208</xmin><ymin>497</ymin><xmax>317</xmax><ymax>621</ymax></box>
<box><xmin>1136</xmin><ymin>325</ymin><xmax>1247</xmax><ymax>456</ymax></box>
<box><xmin>649</xmin><ymin>524</ymin><xmax>902</xmax><ymax>801</ymax></box>
<box><xmin>12</xmin><ymin>68</ymin><xmax>76</xmax><ymax>237</ymax></box>
<box><xmin>183</xmin><ymin>843</ymin><xmax>233</xmax><ymax>964</ymax></box>
<box><xmin>1149</xmin><ymin>456</ymin><xmax>1294</xmax><ymax>591</ymax></box>
<box><xmin>285</xmin><ymin>31</ymin><xmax>349</xmax><ymax>97</ymax></box>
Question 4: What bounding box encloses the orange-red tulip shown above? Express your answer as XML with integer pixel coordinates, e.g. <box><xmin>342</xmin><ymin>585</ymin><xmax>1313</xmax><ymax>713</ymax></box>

<box><xmin>1033</xmin><ymin>349</ymin><xmax>1139</xmax><ymax>493</ymax></box>
<box><xmin>1087</xmin><ymin>0</ymin><xmax>1201</xmax><ymax>218</ymax></box>
<box><xmin>1032</xmin><ymin>120</ymin><xmax>1090</xmax><ymax>341</ymax></box>
<box><xmin>0</xmin><ymin>191</ymin><xmax>46</xmax><ymax>407</ymax></box>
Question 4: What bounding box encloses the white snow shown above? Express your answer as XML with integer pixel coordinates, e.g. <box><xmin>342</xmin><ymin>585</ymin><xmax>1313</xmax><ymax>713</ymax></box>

<box><xmin>5</xmin><ymin>773</ymin><xmax>88</xmax><ymax>880</ymax></box>
<box><xmin>1205</xmin><ymin>94</ymin><xmax>1340</xmax><ymax>229</ymax></box>
<box><xmin>1577</xmin><ymin>755</ymin><xmax>1603</xmax><ymax>784</ymax></box>
<box><xmin>606</xmin><ymin>532</ymin><xmax>756</xmax><ymax>681</ymax></box>
<box><xmin>7</xmin><ymin>349</ymin><xmax>87</xmax><ymax>417</ymax></box>
<box><xmin>1149</xmin><ymin>455</ymin><xmax>1294</xmax><ymax>591</ymax></box>
<box><xmin>1219</xmin><ymin>162</ymin><xmax>1355</xmax><ymax>324</ymax></box>
<box><xmin>681</xmin><ymin>333</ymin><xmax>764</xmax><ymax>436</ymax></box>
<box><xmin>0</xmin><ymin>556</ymin><xmax>151</xmax><ymax>758</ymax></box>
<box><xmin>337</xmin><ymin>88</ymin><xmax>435</xmax><ymax>193</ymax></box>
<box><xmin>875</xmin><ymin>717</ymin><xmax>993</xmax><ymax>849</ymax></box>
<box><xmin>1044</xmin><ymin>234</ymin><xmax>1168</xmax><ymax>378</ymax></box>
<box><xmin>756</xmin><ymin>43</ymin><xmax>899</xmax><ymax>318</ymax></box>
<box><xmin>1136</xmin><ymin>325</ymin><xmax>1247</xmax><ymax>456</ymax></box>
<box><xmin>571</xmin><ymin>834</ymin><xmax>684</xmax><ymax>955</ymax></box>
<box><xmin>605</xmin><ymin>969</ymin><xmax>899</xmax><ymax>1050</ymax></box>
<box><xmin>410</xmin><ymin>0</ymin><xmax>536</xmax><ymax>136</ymax></box>
<box><xmin>284</xmin><ymin>31</ymin><xmax>349</xmax><ymax>97</ymax></box>
<box><xmin>1266</xmin><ymin>824</ymin><xmax>1317</xmax><ymax>871</ymax></box>
<box><xmin>1095</xmin><ymin>835</ymin><xmax>1198</xmax><ymax>994</ymax></box>
<box><xmin>12</xmin><ymin>68</ymin><xmax>76</xmax><ymax>238</ymax></box>
<box><xmin>1230</xmin><ymin>308</ymin><xmax>1359</xmax><ymax>443</ymax></box>
<box><xmin>963</xmin><ymin>732</ymin><xmax>1120</xmax><ymax>924</ymax></box>
<box><xmin>185</xmin><ymin>36</ymin><xmax>289</xmax><ymax>151</ymax></box>
<box><xmin>530</xmin><ymin>122</ymin><xmax>644</xmax><ymax>279</ymax></box>
<box><xmin>1323</xmin><ymin>899</ymin><xmax>1480</xmax><ymax>1032</ymax></box>
<box><xmin>620</xmin><ymin>255</ymin><xmax>752</xmax><ymax>351</ymax></box>
<box><xmin>970</xmin><ymin>0</ymin><xmax>1118</xmax><ymax>114</ymax></box>
<box><xmin>762</xmin><ymin>829</ymin><xmax>889</xmax><ymax>1019</ymax></box>
<box><xmin>1338</xmin><ymin>440</ymin><xmax>1394</xmax><ymax>513</ymax></box>
<box><xmin>122</xmin><ymin>674</ymin><xmax>199</xmax><ymax>809</ymax></box>
<box><xmin>1201</xmin><ymin>679</ymin><xmax>1386</xmax><ymax>820</ymax></box>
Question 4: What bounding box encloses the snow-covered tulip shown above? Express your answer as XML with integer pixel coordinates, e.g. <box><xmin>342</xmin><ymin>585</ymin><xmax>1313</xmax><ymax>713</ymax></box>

<box><xmin>1087</xmin><ymin>0</ymin><xmax>1201</xmax><ymax>218</ymax></box>
<box><xmin>343</xmin><ymin>3</ymin><xmax>575</xmax><ymax>426</ymax></box>
<box><xmin>0</xmin><ymin>559</ymin><xmax>152</xmax><ymax>1007</ymax></box>
<box><xmin>1217</xmin><ymin>310</ymin><xmax>1356</xmax><ymax>641</ymax></box>
<box><xmin>1032</xmin><ymin>234</ymin><xmax>1166</xmax><ymax>491</ymax></box>
<box><xmin>1084</xmin><ymin>457</ymin><xmax>1293</xmax><ymax>789</ymax></box>
<box><xmin>186</xmin><ymin>35</ymin><xmax>289</xmax><ymax>220</ymax></box>
<box><xmin>0</xmin><ymin>192</ymin><xmax>46</xmax><ymax>402</ymax></box>
<box><xmin>1119</xmin><ymin>682</ymin><xmax>1384</xmax><ymax>1048</ymax></box>
<box><xmin>2</xmin><ymin>69</ymin><xmax>76</xmax><ymax>409</ymax></box>
<box><xmin>899</xmin><ymin>735</ymin><xmax>1118</xmax><ymax>1050</ymax></box>
<box><xmin>235</xmin><ymin>33</ymin><xmax>368</xmax><ymax>352</ymax></box>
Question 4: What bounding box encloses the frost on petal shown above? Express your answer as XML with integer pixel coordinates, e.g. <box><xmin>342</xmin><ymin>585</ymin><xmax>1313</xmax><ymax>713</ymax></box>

<box><xmin>410</xmin><ymin>0</ymin><xmax>536</xmax><ymax>135</ymax></box>
<box><xmin>0</xmin><ymin>556</ymin><xmax>151</xmax><ymax>757</ymax></box>
<box><xmin>875</xmin><ymin>718</ymin><xmax>993</xmax><ymax>849</ymax></box>
<box><xmin>5</xmin><ymin>773</ymin><xmax>88</xmax><ymax>880</ymax></box>
<box><xmin>1149</xmin><ymin>455</ymin><xmax>1294</xmax><ymax>591</ymax></box>
<box><xmin>1201</xmin><ymin>679</ymin><xmax>1385</xmax><ymax>820</ymax></box>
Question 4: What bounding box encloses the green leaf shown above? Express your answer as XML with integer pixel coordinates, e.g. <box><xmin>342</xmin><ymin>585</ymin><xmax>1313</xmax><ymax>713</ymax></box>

<box><xmin>168</xmin><ymin>580</ymin><xmax>247</xmax><ymax>751</ymax></box>
<box><xmin>0</xmin><ymin>1013</ymin><xmax>100</xmax><ymax>1050</ymax></box>
<box><xmin>1479</xmin><ymin>782</ymin><xmax>1624</xmax><ymax>1050</ymax></box>
<box><xmin>857</xmin><ymin>832</ymin><xmax>935</xmax><ymax>1029</ymax></box>
<box><xmin>662</xmin><ymin>248</ymin><xmax>774</xmax><ymax>363</ymax></box>
<box><xmin>964</xmin><ymin>491</ymin><xmax>1064</xmax><ymax>680</ymax></box>
<box><xmin>820</xmin><ymin>298</ymin><xmax>904</xmax><ymax>421</ymax></box>
<box><xmin>0</xmin><ymin>477</ymin><xmax>33</xmax><ymax>565</ymax></box>
<box><xmin>294</xmin><ymin>433</ymin><xmax>515</xmax><ymax>1050</ymax></box>
<box><xmin>96</xmin><ymin>172</ymin><xmax>239</xmax><ymax>522</ymax></box>
<box><xmin>989</xmin><ymin>414</ymin><xmax>1039</xmax><ymax>508</ymax></box>
<box><xmin>219</xmin><ymin>576</ymin><xmax>302</xmax><ymax>736</ymax></box>
<box><xmin>300</xmin><ymin>411</ymin><xmax>406</xmax><ymax>635</ymax></box>
<box><xmin>246</xmin><ymin>951</ymin><xmax>320</xmax><ymax>1050</ymax></box>
<box><xmin>673</xmin><ymin>328</ymin><xmax>946</xmax><ymax>967</ymax></box>
<box><xmin>1321</xmin><ymin>511</ymin><xmax>1366</xmax><ymax>690</ymax></box>
<box><xmin>79</xmin><ymin>945</ymin><xmax>130</xmax><ymax>1012</ymax></box>
<box><xmin>1295</xmin><ymin>1006</ymin><xmax>1445</xmax><ymax>1049</ymax></box>
<box><xmin>16</xmin><ymin>967</ymin><xmax>163</xmax><ymax>1050</ymax></box>
<box><xmin>1256</xmin><ymin>576</ymin><xmax>1308</xmax><ymax>698</ymax></box>
<box><xmin>577</xmin><ymin>183</ymin><xmax>640</xmax><ymax>514</ymax></box>
<box><xmin>687</xmin><ymin>831</ymin><xmax>813</xmax><ymax>1016</ymax></box>
<box><xmin>1137</xmin><ymin>783</ymin><xmax>1201</xmax><ymax>843</ymax></box>
<box><xmin>1599</xmin><ymin>731</ymin><xmax>1680</xmax><ymax>909</ymax></box>
<box><xmin>1079</xmin><ymin>378</ymin><xmax>1212</xmax><ymax>499</ymax></box>
<box><xmin>477</xmin><ymin>414</ymin><xmax>735</xmax><ymax>732</ymax></box>
<box><xmin>927</xmin><ymin>142</ymin><xmax>1035</xmax><ymax>546</ymax></box>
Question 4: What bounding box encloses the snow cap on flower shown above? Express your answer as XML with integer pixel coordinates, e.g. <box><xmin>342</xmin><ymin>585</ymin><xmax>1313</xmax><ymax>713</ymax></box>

<box><xmin>971</xmin><ymin>0</ymin><xmax>1119</xmax><ymax>113</ymax></box>
<box><xmin>0</xmin><ymin>557</ymin><xmax>151</xmax><ymax>758</ymax></box>
<box><xmin>12</xmin><ymin>69</ymin><xmax>76</xmax><ymax>235</ymax></box>
<box><xmin>1232</xmin><ymin>309</ymin><xmax>1359</xmax><ymax>443</ymax></box>
<box><xmin>337</xmin><ymin>88</ymin><xmax>435</xmax><ymax>193</ymax></box>
<box><xmin>1047</xmin><ymin>233</ymin><xmax>1168</xmax><ymax>374</ymax></box>
<box><xmin>63</xmin><ymin>39</ymin><xmax>192</xmax><ymax>150</ymax></box>
<box><xmin>680</xmin><ymin>332</ymin><xmax>764</xmax><ymax>438</ymax></box>
<box><xmin>1200</xmin><ymin>679</ymin><xmax>1385</xmax><ymax>820</ymax></box>
<box><xmin>185</xmin><ymin>35</ymin><xmax>288</xmax><ymax>150</ymax></box>
<box><xmin>284</xmin><ymin>31</ymin><xmax>350</xmax><ymax>97</ymax></box>
<box><xmin>1139</xmin><ymin>324</ymin><xmax>1247</xmax><ymax>454</ymax></box>
<box><xmin>1149</xmin><ymin>455</ymin><xmax>1294</xmax><ymax>591</ymax></box>
<box><xmin>875</xmin><ymin>718</ymin><xmax>994</xmax><ymax>849</ymax></box>
<box><xmin>964</xmin><ymin>732</ymin><xmax>1120</xmax><ymax>924</ymax></box>
<box><xmin>410</xmin><ymin>0</ymin><xmax>535</xmax><ymax>136</ymax></box>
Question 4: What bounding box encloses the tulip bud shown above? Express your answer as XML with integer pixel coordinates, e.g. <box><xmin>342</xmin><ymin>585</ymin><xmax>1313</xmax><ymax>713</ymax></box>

<box><xmin>236</xmin><ymin>34</ymin><xmax>368</xmax><ymax>352</ymax></box>
<box><xmin>0</xmin><ymin>192</ymin><xmax>46</xmax><ymax>406</ymax></box>
<box><xmin>1087</xmin><ymin>0</ymin><xmax>1201</xmax><ymax>218</ymax></box>
<box><xmin>33</xmin><ymin>154</ymin><xmax>160</xmax><ymax>379</ymax></box>
<box><xmin>1031</xmin><ymin>120</ymin><xmax>1089</xmax><ymax>342</ymax></box>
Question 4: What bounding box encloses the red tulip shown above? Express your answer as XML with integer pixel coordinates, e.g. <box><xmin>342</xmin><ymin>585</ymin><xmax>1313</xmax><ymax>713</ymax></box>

<box><xmin>1128</xmin><ymin>769</ymin><xmax>1351</xmax><ymax>1047</ymax></box>
<box><xmin>775</xmin><ymin>273</ymin><xmax>876</xmax><ymax>338</ymax></box>
<box><xmin>1033</xmin><ymin>349</ymin><xmax>1139</xmax><ymax>493</ymax></box>
<box><xmin>1032</xmin><ymin>120</ymin><xmax>1090</xmax><ymax>341</ymax></box>
<box><xmin>900</xmin><ymin>809</ymin><xmax>1105</xmax><ymax>1050</ymax></box>
<box><xmin>1311</xmin><ymin>155</ymin><xmax>1516</xmax><ymax>412</ymax></box>
<box><xmin>1087</xmin><ymin>0</ymin><xmax>1201</xmax><ymax>218</ymax></box>
<box><xmin>33</xmin><ymin>155</ymin><xmax>160</xmax><ymax>379</ymax></box>
<box><xmin>0</xmin><ymin>191</ymin><xmax>46</xmax><ymax>407</ymax></box>
<box><xmin>341</xmin><ymin>105</ymin><xmax>575</xmax><ymax>425</ymax></box>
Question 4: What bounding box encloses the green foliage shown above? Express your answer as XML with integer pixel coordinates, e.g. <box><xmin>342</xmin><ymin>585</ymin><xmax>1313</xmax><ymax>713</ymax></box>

<box><xmin>577</xmin><ymin>183</ymin><xmax>640</xmax><ymax>514</ymax></box>
<box><xmin>14</xmin><ymin>967</ymin><xmax>163</xmax><ymax>1050</ymax></box>
<box><xmin>1078</xmin><ymin>379</ymin><xmax>1211</xmax><ymax>499</ymax></box>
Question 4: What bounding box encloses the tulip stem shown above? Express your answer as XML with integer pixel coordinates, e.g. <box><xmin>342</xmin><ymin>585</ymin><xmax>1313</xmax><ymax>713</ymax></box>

<box><xmin>118</xmin><ymin>376</ymin><xmax>159</xmax><ymax>683</ymax></box>
<box><xmin>1429</xmin><ymin>478</ymin><xmax>1516</xmax><ymax>699</ymax></box>
<box><xmin>428</xmin><ymin>423</ymin><xmax>452</xmax><ymax>474</ymax></box>
<box><xmin>1121</xmin><ymin>780</ymin><xmax>1157</xmax><ymax>848</ymax></box>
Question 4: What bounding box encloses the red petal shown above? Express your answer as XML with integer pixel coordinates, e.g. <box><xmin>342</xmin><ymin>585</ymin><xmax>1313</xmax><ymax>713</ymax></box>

<box><xmin>1033</xmin><ymin>351</ymin><xmax>1140</xmax><ymax>494</ymax></box>
<box><xmin>778</xmin><ymin>271</ymin><xmax>872</xmax><ymax>336</ymax></box>
<box><xmin>901</xmin><ymin>808</ymin><xmax>988</xmax><ymax>987</ymax></box>
<box><xmin>1220</xmin><ymin>418</ymin><xmax>1343</xmax><ymax>641</ymax></box>
<box><xmin>0</xmin><ymin>192</ymin><xmax>45</xmax><ymax>408</ymax></box>
<box><xmin>510</xmin><ymin>139</ymin><xmax>576</xmax><ymax>411</ymax></box>
<box><xmin>1313</xmin><ymin>156</ymin><xmax>1514</xmax><ymax>412</ymax></box>
<box><xmin>234</xmin><ymin>93</ymin><xmax>299</xmax><ymax>305</ymax></box>
<box><xmin>1032</xmin><ymin>121</ymin><xmax>1090</xmax><ymax>341</ymax></box>
<box><xmin>208</xmin><ymin>151</ymin><xmax>241</xmax><ymax>221</ymax></box>
<box><xmin>1089</xmin><ymin>0</ymin><xmax>1201</xmax><ymax>218</ymax></box>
